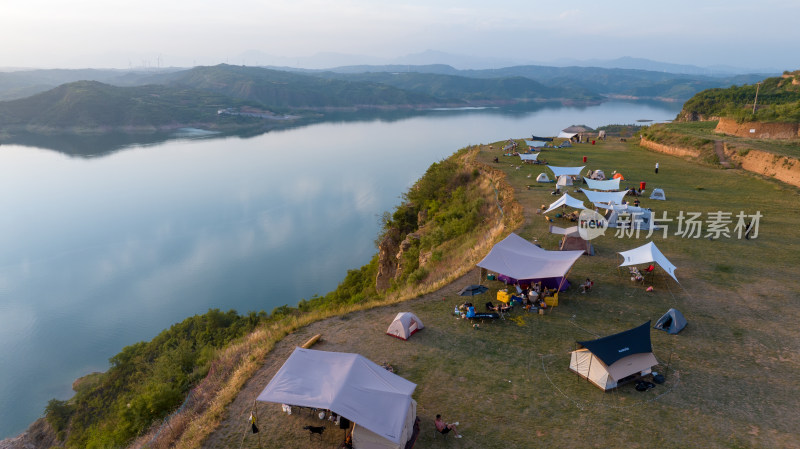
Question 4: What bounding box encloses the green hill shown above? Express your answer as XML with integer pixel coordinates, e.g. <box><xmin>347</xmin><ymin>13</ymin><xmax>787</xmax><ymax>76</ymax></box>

<box><xmin>0</xmin><ymin>80</ymin><xmax>250</xmax><ymax>130</ymax></box>
<box><xmin>161</xmin><ymin>64</ymin><xmax>444</xmax><ymax>108</ymax></box>
<box><xmin>679</xmin><ymin>70</ymin><xmax>800</xmax><ymax>122</ymax></box>
<box><xmin>305</xmin><ymin>71</ymin><xmax>599</xmax><ymax>102</ymax></box>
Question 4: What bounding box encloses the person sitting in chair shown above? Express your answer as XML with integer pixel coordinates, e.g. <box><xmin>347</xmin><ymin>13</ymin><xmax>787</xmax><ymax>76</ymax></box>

<box><xmin>435</xmin><ymin>414</ymin><xmax>462</xmax><ymax>438</ymax></box>
<box><xmin>466</xmin><ymin>305</ymin><xmax>476</xmax><ymax>319</ymax></box>
<box><xmin>485</xmin><ymin>301</ymin><xmax>498</xmax><ymax>312</ymax></box>
<box><xmin>580</xmin><ymin>278</ymin><xmax>594</xmax><ymax>293</ymax></box>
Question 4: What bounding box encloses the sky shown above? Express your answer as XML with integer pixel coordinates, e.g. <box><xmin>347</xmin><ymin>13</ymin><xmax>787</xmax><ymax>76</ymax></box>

<box><xmin>1</xmin><ymin>0</ymin><xmax>799</xmax><ymax>71</ymax></box>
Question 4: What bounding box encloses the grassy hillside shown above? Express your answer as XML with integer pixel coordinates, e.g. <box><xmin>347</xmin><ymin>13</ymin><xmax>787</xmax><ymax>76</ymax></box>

<box><xmin>306</xmin><ymin>71</ymin><xmax>600</xmax><ymax>102</ymax></box>
<box><xmin>317</xmin><ymin>65</ymin><xmax>766</xmax><ymax>101</ymax></box>
<box><xmin>0</xmin><ymin>80</ymin><xmax>257</xmax><ymax>131</ymax></box>
<box><xmin>680</xmin><ymin>71</ymin><xmax>800</xmax><ymax>122</ymax></box>
<box><xmin>161</xmin><ymin>64</ymin><xmax>444</xmax><ymax>108</ymax></box>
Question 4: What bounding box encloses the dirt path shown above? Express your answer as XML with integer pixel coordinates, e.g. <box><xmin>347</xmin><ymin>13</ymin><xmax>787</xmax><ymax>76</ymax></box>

<box><xmin>714</xmin><ymin>140</ymin><xmax>733</xmax><ymax>168</ymax></box>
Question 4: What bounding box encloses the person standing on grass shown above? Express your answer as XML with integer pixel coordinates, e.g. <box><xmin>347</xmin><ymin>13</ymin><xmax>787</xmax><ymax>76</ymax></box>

<box><xmin>435</xmin><ymin>414</ymin><xmax>462</xmax><ymax>438</ymax></box>
<box><xmin>655</xmin><ymin>162</ymin><xmax>659</xmax><ymax>174</ymax></box>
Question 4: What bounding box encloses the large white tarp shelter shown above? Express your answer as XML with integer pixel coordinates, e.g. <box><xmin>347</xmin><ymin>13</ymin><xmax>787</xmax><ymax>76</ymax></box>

<box><xmin>543</xmin><ymin>193</ymin><xmax>587</xmax><ymax>215</ymax></box>
<box><xmin>257</xmin><ymin>348</ymin><xmax>417</xmax><ymax>447</ymax></box>
<box><xmin>604</xmin><ymin>205</ymin><xmax>656</xmax><ymax>230</ymax></box>
<box><xmin>569</xmin><ymin>321</ymin><xmax>658</xmax><ymax>390</ymax></box>
<box><xmin>518</xmin><ymin>153</ymin><xmax>539</xmax><ymax>161</ymax></box>
<box><xmin>476</xmin><ymin>233</ymin><xmax>583</xmax><ymax>282</ymax></box>
<box><xmin>526</xmin><ymin>140</ymin><xmax>548</xmax><ymax>148</ymax></box>
<box><xmin>581</xmin><ymin>189</ymin><xmax>628</xmax><ymax>207</ymax></box>
<box><xmin>583</xmin><ymin>177</ymin><xmax>621</xmax><ymax>191</ymax></box>
<box><xmin>618</xmin><ymin>241</ymin><xmax>678</xmax><ymax>283</ymax></box>
<box><xmin>548</xmin><ymin>165</ymin><xmax>585</xmax><ymax>178</ymax></box>
<box><xmin>557</xmin><ymin>131</ymin><xmax>578</xmax><ymax>139</ymax></box>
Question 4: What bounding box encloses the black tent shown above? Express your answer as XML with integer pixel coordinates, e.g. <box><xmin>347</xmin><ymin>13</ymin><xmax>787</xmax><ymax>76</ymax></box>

<box><xmin>576</xmin><ymin>321</ymin><xmax>653</xmax><ymax>366</ymax></box>
<box><xmin>570</xmin><ymin>321</ymin><xmax>658</xmax><ymax>390</ymax></box>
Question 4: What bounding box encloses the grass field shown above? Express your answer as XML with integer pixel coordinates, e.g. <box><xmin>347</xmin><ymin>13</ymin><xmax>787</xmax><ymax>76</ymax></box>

<box><xmin>205</xmin><ymin>137</ymin><xmax>800</xmax><ymax>449</ymax></box>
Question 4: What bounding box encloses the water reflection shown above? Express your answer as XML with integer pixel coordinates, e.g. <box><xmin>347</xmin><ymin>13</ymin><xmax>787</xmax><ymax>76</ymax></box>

<box><xmin>0</xmin><ymin>100</ymin><xmax>675</xmax><ymax>158</ymax></box>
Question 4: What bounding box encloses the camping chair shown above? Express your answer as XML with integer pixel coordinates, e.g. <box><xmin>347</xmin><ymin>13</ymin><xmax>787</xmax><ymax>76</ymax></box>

<box><xmin>641</xmin><ymin>264</ymin><xmax>655</xmax><ymax>282</ymax></box>
<box><xmin>543</xmin><ymin>291</ymin><xmax>558</xmax><ymax>307</ymax></box>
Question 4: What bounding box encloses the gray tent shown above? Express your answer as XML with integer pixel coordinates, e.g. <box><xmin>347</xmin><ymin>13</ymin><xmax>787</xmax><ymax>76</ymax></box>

<box><xmin>654</xmin><ymin>308</ymin><xmax>687</xmax><ymax>334</ymax></box>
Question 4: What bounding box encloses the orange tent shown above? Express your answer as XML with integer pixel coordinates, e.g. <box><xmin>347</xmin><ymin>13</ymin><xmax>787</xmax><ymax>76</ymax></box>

<box><xmin>612</xmin><ymin>173</ymin><xmax>625</xmax><ymax>180</ymax></box>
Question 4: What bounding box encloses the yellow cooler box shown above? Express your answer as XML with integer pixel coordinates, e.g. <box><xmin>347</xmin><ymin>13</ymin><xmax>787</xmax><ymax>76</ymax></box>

<box><xmin>497</xmin><ymin>290</ymin><xmax>510</xmax><ymax>304</ymax></box>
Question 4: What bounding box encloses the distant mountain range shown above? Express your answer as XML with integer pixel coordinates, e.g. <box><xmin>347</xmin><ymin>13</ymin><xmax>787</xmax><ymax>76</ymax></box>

<box><xmin>0</xmin><ymin>62</ymin><xmax>771</xmax><ymax>134</ymax></box>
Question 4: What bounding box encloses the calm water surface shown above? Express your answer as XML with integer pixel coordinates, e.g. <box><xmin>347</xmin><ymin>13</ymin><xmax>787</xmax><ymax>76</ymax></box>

<box><xmin>0</xmin><ymin>101</ymin><xmax>681</xmax><ymax>438</ymax></box>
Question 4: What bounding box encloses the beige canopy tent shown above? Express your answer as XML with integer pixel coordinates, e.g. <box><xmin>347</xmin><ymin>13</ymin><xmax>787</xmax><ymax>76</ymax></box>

<box><xmin>257</xmin><ymin>348</ymin><xmax>418</xmax><ymax>449</ymax></box>
<box><xmin>476</xmin><ymin>232</ymin><xmax>583</xmax><ymax>291</ymax></box>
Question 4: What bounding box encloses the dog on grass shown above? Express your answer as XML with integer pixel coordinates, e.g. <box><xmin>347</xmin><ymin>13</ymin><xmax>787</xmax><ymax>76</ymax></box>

<box><xmin>303</xmin><ymin>425</ymin><xmax>325</xmax><ymax>439</ymax></box>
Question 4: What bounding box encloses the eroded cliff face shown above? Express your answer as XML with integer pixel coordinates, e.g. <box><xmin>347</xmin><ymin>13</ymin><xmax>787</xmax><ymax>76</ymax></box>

<box><xmin>375</xmin><ymin>227</ymin><xmax>401</xmax><ymax>292</ymax></box>
<box><xmin>723</xmin><ymin>145</ymin><xmax>800</xmax><ymax>187</ymax></box>
<box><xmin>639</xmin><ymin>137</ymin><xmax>702</xmax><ymax>158</ymax></box>
<box><xmin>715</xmin><ymin>117</ymin><xmax>800</xmax><ymax>140</ymax></box>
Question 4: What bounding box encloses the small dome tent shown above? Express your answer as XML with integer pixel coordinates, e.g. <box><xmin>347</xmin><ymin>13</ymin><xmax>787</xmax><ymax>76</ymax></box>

<box><xmin>536</xmin><ymin>172</ymin><xmax>551</xmax><ymax>183</ymax></box>
<box><xmin>654</xmin><ymin>308</ymin><xmax>687</xmax><ymax>334</ymax></box>
<box><xmin>650</xmin><ymin>188</ymin><xmax>666</xmax><ymax>200</ymax></box>
<box><xmin>556</xmin><ymin>175</ymin><xmax>573</xmax><ymax>187</ymax></box>
<box><xmin>386</xmin><ymin>312</ymin><xmax>424</xmax><ymax>340</ymax></box>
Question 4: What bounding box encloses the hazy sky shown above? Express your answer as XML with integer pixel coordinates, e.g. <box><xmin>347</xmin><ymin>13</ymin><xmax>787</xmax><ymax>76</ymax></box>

<box><xmin>2</xmin><ymin>0</ymin><xmax>798</xmax><ymax>70</ymax></box>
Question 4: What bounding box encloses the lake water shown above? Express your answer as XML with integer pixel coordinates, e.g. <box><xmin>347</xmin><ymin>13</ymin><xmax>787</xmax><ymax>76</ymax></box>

<box><xmin>0</xmin><ymin>100</ymin><xmax>681</xmax><ymax>439</ymax></box>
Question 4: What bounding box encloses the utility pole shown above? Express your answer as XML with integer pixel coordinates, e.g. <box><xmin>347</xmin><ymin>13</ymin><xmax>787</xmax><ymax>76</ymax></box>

<box><xmin>752</xmin><ymin>82</ymin><xmax>762</xmax><ymax>114</ymax></box>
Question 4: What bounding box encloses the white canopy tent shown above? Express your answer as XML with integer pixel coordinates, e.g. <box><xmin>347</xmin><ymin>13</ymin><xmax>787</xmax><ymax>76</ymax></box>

<box><xmin>518</xmin><ymin>153</ymin><xmax>539</xmax><ymax>161</ymax></box>
<box><xmin>548</xmin><ymin>165</ymin><xmax>585</xmax><ymax>179</ymax></box>
<box><xmin>257</xmin><ymin>348</ymin><xmax>417</xmax><ymax>448</ymax></box>
<box><xmin>581</xmin><ymin>189</ymin><xmax>628</xmax><ymax>207</ymax></box>
<box><xmin>476</xmin><ymin>233</ymin><xmax>584</xmax><ymax>284</ymax></box>
<box><xmin>583</xmin><ymin>177</ymin><xmax>621</xmax><ymax>191</ymax></box>
<box><xmin>543</xmin><ymin>193</ymin><xmax>587</xmax><ymax>215</ymax></box>
<box><xmin>618</xmin><ymin>241</ymin><xmax>678</xmax><ymax>283</ymax></box>
<box><xmin>557</xmin><ymin>131</ymin><xmax>578</xmax><ymax>139</ymax></box>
